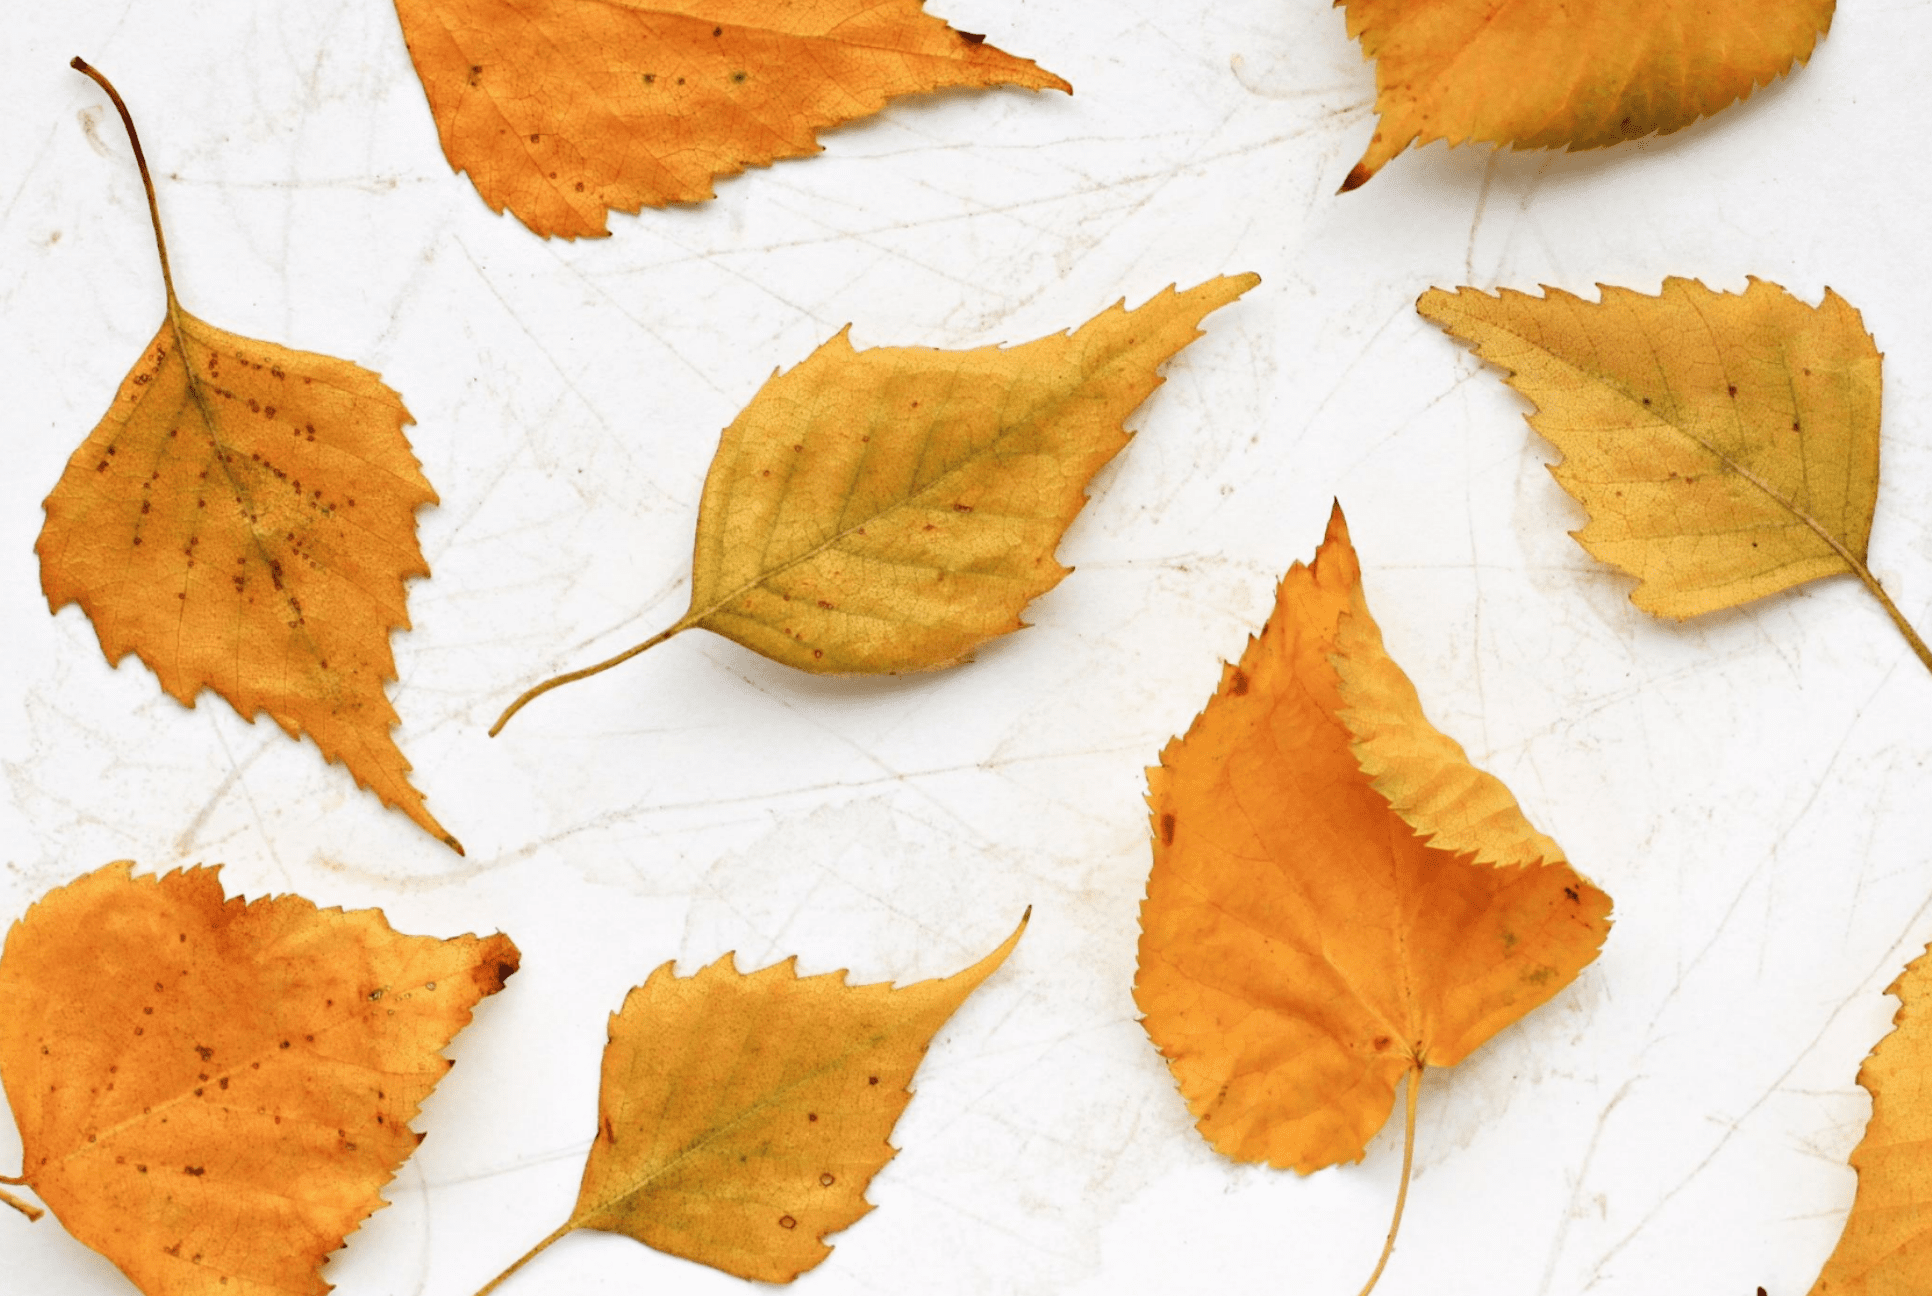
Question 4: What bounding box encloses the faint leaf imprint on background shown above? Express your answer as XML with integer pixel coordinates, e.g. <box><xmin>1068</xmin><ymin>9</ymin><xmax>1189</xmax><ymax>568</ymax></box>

<box><xmin>1418</xmin><ymin>278</ymin><xmax>1931</xmax><ymax>674</ymax></box>
<box><xmin>1337</xmin><ymin>0</ymin><xmax>1833</xmax><ymax>190</ymax></box>
<box><xmin>38</xmin><ymin>61</ymin><xmax>463</xmax><ymax>850</ymax></box>
<box><xmin>473</xmin><ymin>915</ymin><xmax>1026</xmax><ymax>1290</ymax></box>
<box><xmin>393</xmin><ymin>0</ymin><xmax>1072</xmax><ymax>236</ymax></box>
<box><xmin>1137</xmin><ymin>505</ymin><xmax>1612</xmax><ymax>1292</ymax></box>
<box><xmin>492</xmin><ymin>274</ymin><xmax>1261</xmax><ymax>732</ymax></box>
<box><xmin>0</xmin><ymin>861</ymin><xmax>519</xmax><ymax>1296</ymax></box>
<box><xmin>1810</xmin><ymin>941</ymin><xmax>1932</xmax><ymax>1294</ymax></box>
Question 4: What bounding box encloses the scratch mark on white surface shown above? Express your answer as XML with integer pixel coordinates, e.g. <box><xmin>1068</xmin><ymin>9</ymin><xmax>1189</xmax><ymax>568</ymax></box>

<box><xmin>1581</xmin><ymin>886</ymin><xmax>1932</xmax><ymax>1288</ymax></box>
<box><xmin>1537</xmin><ymin>1076</ymin><xmax>1636</xmax><ymax>1295</ymax></box>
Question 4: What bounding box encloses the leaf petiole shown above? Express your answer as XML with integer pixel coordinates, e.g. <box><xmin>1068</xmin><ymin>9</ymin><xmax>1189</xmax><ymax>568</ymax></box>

<box><xmin>489</xmin><ymin>617</ymin><xmax>692</xmax><ymax>735</ymax></box>
<box><xmin>1355</xmin><ymin>1062</ymin><xmax>1422</xmax><ymax>1296</ymax></box>
<box><xmin>0</xmin><ymin>1184</ymin><xmax>44</xmax><ymax>1223</ymax></box>
<box><xmin>1848</xmin><ymin>562</ymin><xmax>1932</xmax><ymax>677</ymax></box>
<box><xmin>69</xmin><ymin>58</ymin><xmax>176</xmax><ymax>308</ymax></box>
<box><xmin>472</xmin><ymin>1219</ymin><xmax>576</xmax><ymax>1296</ymax></box>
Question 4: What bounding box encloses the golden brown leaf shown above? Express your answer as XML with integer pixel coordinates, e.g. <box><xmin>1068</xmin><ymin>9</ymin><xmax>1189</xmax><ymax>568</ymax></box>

<box><xmin>0</xmin><ymin>861</ymin><xmax>519</xmax><ymax>1296</ymax></box>
<box><xmin>40</xmin><ymin>61</ymin><xmax>460</xmax><ymax>850</ymax></box>
<box><xmin>1810</xmin><ymin>943</ymin><xmax>1932</xmax><ymax>1294</ymax></box>
<box><xmin>474</xmin><ymin>915</ymin><xmax>1025</xmax><ymax>1290</ymax></box>
<box><xmin>1136</xmin><ymin>505</ymin><xmax>1611</xmax><ymax>1290</ymax></box>
<box><xmin>393</xmin><ymin>0</ymin><xmax>1071</xmax><ymax>237</ymax></box>
<box><xmin>1333</xmin><ymin>592</ymin><xmax>1562</xmax><ymax>870</ymax></box>
<box><xmin>1338</xmin><ymin>0</ymin><xmax>1833</xmax><ymax>191</ymax></box>
<box><xmin>1418</xmin><ymin>278</ymin><xmax>1930</xmax><ymax>674</ymax></box>
<box><xmin>492</xmin><ymin>274</ymin><xmax>1259</xmax><ymax>732</ymax></box>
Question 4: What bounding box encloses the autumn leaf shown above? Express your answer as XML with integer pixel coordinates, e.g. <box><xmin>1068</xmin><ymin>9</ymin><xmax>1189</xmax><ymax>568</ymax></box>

<box><xmin>1135</xmin><ymin>505</ymin><xmax>1612</xmax><ymax>1293</ymax></box>
<box><xmin>39</xmin><ymin>61</ymin><xmax>461</xmax><ymax>851</ymax></box>
<box><xmin>392</xmin><ymin>0</ymin><xmax>1071</xmax><ymax>238</ymax></box>
<box><xmin>1337</xmin><ymin>0</ymin><xmax>1833</xmax><ymax>191</ymax></box>
<box><xmin>1810</xmin><ymin>941</ymin><xmax>1932</xmax><ymax>1293</ymax></box>
<box><xmin>491</xmin><ymin>273</ymin><xmax>1259</xmax><ymax>732</ymax></box>
<box><xmin>1418</xmin><ymin>278</ymin><xmax>1931</xmax><ymax>676</ymax></box>
<box><xmin>472</xmin><ymin>914</ymin><xmax>1026</xmax><ymax>1291</ymax></box>
<box><xmin>0</xmin><ymin>861</ymin><xmax>519</xmax><ymax>1295</ymax></box>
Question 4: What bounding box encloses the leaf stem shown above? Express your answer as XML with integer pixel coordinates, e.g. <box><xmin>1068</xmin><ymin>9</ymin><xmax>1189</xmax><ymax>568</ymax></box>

<box><xmin>1846</xmin><ymin>559</ymin><xmax>1932</xmax><ymax>677</ymax></box>
<box><xmin>490</xmin><ymin>617</ymin><xmax>691</xmax><ymax>736</ymax></box>
<box><xmin>70</xmin><ymin>58</ymin><xmax>176</xmax><ymax>307</ymax></box>
<box><xmin>0</xmin><ymin>1186</ymin><xmax>44</xmax><ymax>1223</ymax></box>
<box><xmin>1355</xmin><ymin>1062</ymin><xmax>1422</xmax><ymax>1296</ymax></box>
<box><xmin>472</xmin><ymin>1219</ymin><xmax>575</xmax><ymax>1296</ymax></box>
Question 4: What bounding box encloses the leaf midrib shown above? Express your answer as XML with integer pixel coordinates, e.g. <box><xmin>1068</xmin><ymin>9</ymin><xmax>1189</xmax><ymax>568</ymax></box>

<box><xmin>573</xmin><ymin>1019</ymin><xmax>905</xmax><ymax>1229</ymax></box>
<box><xmin>686</xmin><ymin>333</ymin><xmax>1144</xmax><ymax>632</ymax></box>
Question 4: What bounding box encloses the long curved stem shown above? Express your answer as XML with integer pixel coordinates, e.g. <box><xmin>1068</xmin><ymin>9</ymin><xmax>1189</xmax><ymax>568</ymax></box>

<box><xmin>490</xmin><ymin>618</ymin><xmax>690</xmax><ymax>736</ymax></box>
<box><xmin>70</xmin><ymin>58</ymin><xmax>177</xmax><ymax>308</ymax></box>
<box><xmin>1355</xmin><ymin>1062</ymin><xmax>1422</xmax><ymax>1296</ymax></box>
<box><xmin>1</xmin><ymin>1185</ymin><xmax>44</xmax><ymax>1222</ymax></box>
<box><xmin>472</xmin><ymin>1219</ymin><xmax>575</xmax><ymax>1296</ymax></box>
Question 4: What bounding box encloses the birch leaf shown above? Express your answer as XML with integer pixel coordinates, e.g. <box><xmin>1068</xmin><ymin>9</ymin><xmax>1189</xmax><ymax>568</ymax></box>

<box><xmin>493</xmin><ymin>274</ymin><xmax>1259</xmax><ymax>732</ymax></box>
<box><xmin>393</xmin><ymin>0</ymin><xmax>1070</xmax><ymax>237</ymax></box>
<box><xmin>473</xmin><ymin>915</ymin><xmax>1025</xmax><ymax>1289</ymax></box>
<box><xmin>1338</xmin><ymin>0</ymin><xmax>1833</xmax><ymax>190</ymax></box>
<box><xmin>0</xmin><ymin>862</ymin><xmax>519</xmax><ymax>1295</ymax></box>
<box><xmin>1136</xmin><ymin>504</ymin><xmax>1611</xmax><ymax>1293</ymax></box>
<box><xmin>1810</xmin><ymin>943</ymin><xmax>1932</xmax><ymax>1294</ymax></box>
<box><xmin>1418</xmin><ymin>278</ymin><xmax>1930</xmax><ymax>675</ymax></box>
<box><xmin>39</xmin><ymin>62</ymin><xmax>460</xmax><ymax>851</ymax></box>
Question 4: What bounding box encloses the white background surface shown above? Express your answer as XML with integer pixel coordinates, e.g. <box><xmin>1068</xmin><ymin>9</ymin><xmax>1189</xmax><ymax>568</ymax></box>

<box><xmin>4</xmin><ymin>3</ymin><xmax>1931</xmax><ymax>1295</ymax></box>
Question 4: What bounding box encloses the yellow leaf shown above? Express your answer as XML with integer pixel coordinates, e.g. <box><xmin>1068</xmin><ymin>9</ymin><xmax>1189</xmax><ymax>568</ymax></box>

<box><xmin>1136</xmin><ymin>505</ymin><xmax>1611</xmax><ymax>1293</ymax></box>
<box><xmin>1333</xmin><ymin>587</ymin><xmax>1563</xmax><ymax>869</ymax></box>
<box><xmin>1338</xmin><ymin>0</ymin><xmax>1834</xmax><ymax>190</ymax></box>
<box><xmin>0</xmin><ymin>861</ymin><xmax>519</xmax><ymax>1296</ymax></box>
<box><xmin>492</xmin><ymin>274</ymin><xmax>1260</xmax><ymax>732</ymax></box>
<box><xmin>1810</xmin><ymin>943</ymin><xmax>1932</xmax><ymax>1293</ymax></box>
<box><xmin>39</xmin><ymin>62</ymin><xmax>460</xmax><ymax>851</ymax></box>
<box><xmin>473</xmin><ymin>914</ymin><xmax>1026</xmax><ymax>1290</ymax></box>
<box><xmin>392</xmin><ymin>0</ymin><xmax>1071</xmax><ymax>237</ymax></box>
<box><xmin>1419</xmin><ymin>278</ymin><xmax>1930</xmax><ymax>674</ymax></box>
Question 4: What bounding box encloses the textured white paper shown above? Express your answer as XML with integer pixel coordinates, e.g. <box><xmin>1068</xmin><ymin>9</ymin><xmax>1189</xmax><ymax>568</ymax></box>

<box><xmin>3</xmin><ymin>3</ymin><xmax>1930</xmax><ymax>1294</ymax></box>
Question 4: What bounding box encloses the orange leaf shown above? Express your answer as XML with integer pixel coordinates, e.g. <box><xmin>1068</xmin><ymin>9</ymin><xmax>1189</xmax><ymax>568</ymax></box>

<box><xmin>474</xmin><ymin>915</ymin><xmax>1025</xmax><ymax>1290</ymax></box>
<box><xmin>1810</xmin><ymin>943</ymin><xmax>1932</xmax><ymax>1293</ymax></box>
<box><xmin>393</xmin><ymin>0</ymin><xmax>1072</xmax><ymax>237</ymax></box>
<box><xmin>1135</xmin><ymin>504</ymin><xmax>1611</xmax><ymax>1290</ymax></box>
<box><xmin>39</xmin><ymin>62</ymin><xmax>460</xmax><ymax>852</ymax></box>
<box><xmin>0</xmin><ymin>861</ymin><xmax>519</xmax><ymax>1296</ymax></box>
<box><xmin>1337</xmin><ymin>0</ymin><xmax>1834</xmax><ymax>191</ymax></box>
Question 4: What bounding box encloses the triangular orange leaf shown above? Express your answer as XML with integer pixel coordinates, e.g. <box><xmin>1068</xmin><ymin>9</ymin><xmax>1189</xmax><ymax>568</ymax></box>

<box><xmin>393</xmin><ymin>0</ymin><xmax>1071</xmax><ymax>237</ymax></box>
<box><xmin>1338</xmin><ymin>0</ymin><xmax>1833</xmax><ymax>190</ymax></box>
<box><xmin>0</xmin><ymin>861</ymin><xmax>519</xmax><ymax>1295</ymax></box>
<box><xmin>39</xmin><ymin>61</ymin><xmax>460</xmax><ymax>851</ymax></box>
<box><xmin>1136</xmin><ymin>504</ymin><xmax>1611</xmax><ymax>1290</ymax></box>
<box><xmin>474</xmin><ymin>914</ymin><xmax>1025</xmax><ymax>1289</ymax></box>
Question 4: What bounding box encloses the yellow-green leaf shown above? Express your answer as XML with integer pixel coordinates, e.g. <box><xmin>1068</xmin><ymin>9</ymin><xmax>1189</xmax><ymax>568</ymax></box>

<box><xmin>1333</xmin><ymin>584</ymin><xmax>1563</xmax><ymax>869</ymax></box>
<box><xmin>493</xmin><ymin>275</ymin><xmax>1259</xmax><ymax>731</ymax></box>
<box><xmin>474</xmin><ymin>915</ymin><xmax>1026</xmax><ymax>1289</ymax></box>
<box><xmin>1418</xmin><ymin>278</ymin><xmax>1929</xmax><ymax>674</ymax></box>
